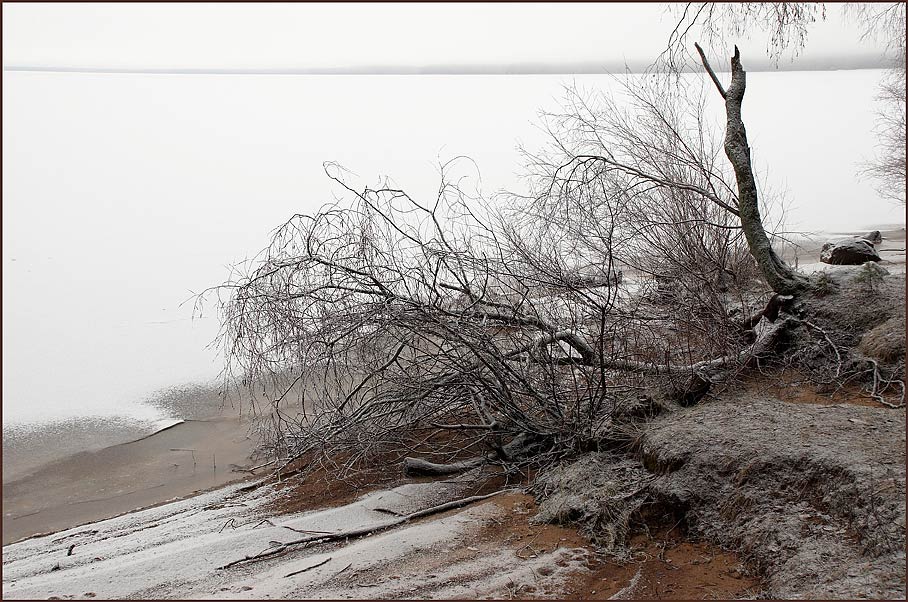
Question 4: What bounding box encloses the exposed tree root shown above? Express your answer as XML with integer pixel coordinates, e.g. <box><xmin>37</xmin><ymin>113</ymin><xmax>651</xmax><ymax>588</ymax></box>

<box><xmin>864</xmin><ymin>357</ymin><xmax>906</xmax><ymax>408</ymax></box>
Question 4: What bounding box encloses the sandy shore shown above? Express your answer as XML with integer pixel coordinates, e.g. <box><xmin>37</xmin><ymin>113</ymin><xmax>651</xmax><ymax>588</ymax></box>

<box><xmin>1</xmin><ymin>463</ymin><xmax>761</xmax><ymax>600</ymax></box>
<box><xmin>2</xmin><ymin>477</ymin><xmax>581</xmax><ymax>599</ymax></box>
<box><xmin>2</xmin><ymin>414</ymin><xmax>257</xmax><ymax>545</ymax></box>
<box><xmin>3</xmin><ymin>417</ymin><xmax>184</xmax><ymax>484</ymax></box>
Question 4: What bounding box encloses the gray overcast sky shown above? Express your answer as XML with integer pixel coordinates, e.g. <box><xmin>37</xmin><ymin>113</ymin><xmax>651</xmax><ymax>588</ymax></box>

<box><xmin>2</xmin><ymin>3</ymin><xmax>893</xmax><ymax>73</ymax></box>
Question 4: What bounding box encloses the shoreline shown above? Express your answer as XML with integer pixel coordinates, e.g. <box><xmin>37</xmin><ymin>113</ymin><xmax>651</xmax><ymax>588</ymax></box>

<box><xmin>3</xmin><ymin>416</ymin><xmax>185</xmax><ymax>485</ymax></box>
<box><xmin>782</xmin><ymin>226</ymin><xmax>906</xmax><ymax>274</ymax></box>
<box><xmin>2</xmin><ymin>414</ymin><xmax>258</xmax><ymax>546</ymax></box>
<box><xmin>107</xmin><ymin>418</ymin><xmax>185</xmax><ymax>445</ymax></box>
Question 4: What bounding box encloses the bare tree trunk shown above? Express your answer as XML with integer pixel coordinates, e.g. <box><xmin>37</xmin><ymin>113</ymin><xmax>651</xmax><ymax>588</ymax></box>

<box><xmin>697</xmin><ymin>44</ymin><xmax>808</xmax><ymax>296</ymax></box>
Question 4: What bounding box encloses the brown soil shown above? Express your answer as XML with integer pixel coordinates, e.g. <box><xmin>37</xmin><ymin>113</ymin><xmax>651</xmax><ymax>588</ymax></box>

<box><xmin>739</xmin><ymin>370</ymin><xmax>885</xmax><ymax>407</ymax></box>
<box><xmin>477</xmin><ymin>493</ymin><xmax>592</xmax><ymax>552</ymax></box>
<box><xmin>474</xmin><ymin>494</ymin><xmax>760</xmax><ymax>600</ymax></box>
<box><xmin>561</xmin><ymin>526</ymin><xmax>760</xmax><ymax>600</ymax></box>
<box><xmin>265</xmin><ymin>460</ymin><xmax>759</xmax><ymax>600</ymax></box>
<box><xmin>422</xmin><ymin>492</ymin><xmax>594</xmax><ymax>599</ymax></box>
<box><xmin>265</xmin><ymin>454</ymin><xmax>405</xmax><ymax>517</ymax></box>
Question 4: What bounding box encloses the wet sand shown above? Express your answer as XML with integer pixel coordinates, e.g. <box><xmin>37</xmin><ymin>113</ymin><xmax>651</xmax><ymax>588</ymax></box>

<box><xmin>2</xmin><ymin>415</ymin><xmax>257</xmax><ymax>545</ymax></box>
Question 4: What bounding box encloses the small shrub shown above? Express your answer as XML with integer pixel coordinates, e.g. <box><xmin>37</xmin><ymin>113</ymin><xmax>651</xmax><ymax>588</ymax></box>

<box><xmin>853</xmin><ymin>262</ymin><xmax>888</xmax><ymax>293</ymax></box>
<box><xmin>811</xmin><ymin>271</ymin><xmax>837</xmax><ymax>297</ymax></box>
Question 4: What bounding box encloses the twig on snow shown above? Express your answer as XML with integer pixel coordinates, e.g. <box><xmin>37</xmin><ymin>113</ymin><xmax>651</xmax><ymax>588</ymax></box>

<box><xmin>217</xmin><ymin>489</ymin><xmax>517</xmax><ymax>570</ymax></box>
<box><xmin>284</xmin><ymin>556</ymin><xmax>332</xmax><ymax>578</ymax></box>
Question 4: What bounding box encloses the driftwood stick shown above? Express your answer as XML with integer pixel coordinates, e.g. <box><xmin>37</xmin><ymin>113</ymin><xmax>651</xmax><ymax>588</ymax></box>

<box><xmin>218</xmin><ymin>489</ymin><xmax>516</xmax><ymax>570</ymax></box>
<box><xmin>281</xmin><ymin>525</ymin><xmax>335</xmax><ymax>535</ymax></box>
<box><xmin>328</xmin><ymin>562</ymin><xmax>353</xmax><ymax>580</ymax></box>
<box><xmin>284</xmin><ymin>556</ymin><xmax>332</xmax><ymax>578</ymax></box>
<box><xmin>232</xmin><ymin>459</ymin><xmax>276</xmax><ymax>474</ymax></box>
<box><xmin>369</xmin><ymin>507</ymin><xmax>404</xmax><ymax>516</ymax></box>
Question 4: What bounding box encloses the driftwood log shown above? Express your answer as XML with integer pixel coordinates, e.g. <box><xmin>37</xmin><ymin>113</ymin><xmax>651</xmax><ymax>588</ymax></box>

<box><xmin>404</xmin><ymin>433</ymin><xmax>536</xmax><ymax>477</ymax></box>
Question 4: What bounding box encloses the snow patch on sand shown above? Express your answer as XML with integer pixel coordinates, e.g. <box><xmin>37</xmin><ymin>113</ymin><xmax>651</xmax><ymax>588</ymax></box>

<box><xmin>3</xmin><ymin>476</ymin><xmax>589</xmax><ymax>600</ymax></box>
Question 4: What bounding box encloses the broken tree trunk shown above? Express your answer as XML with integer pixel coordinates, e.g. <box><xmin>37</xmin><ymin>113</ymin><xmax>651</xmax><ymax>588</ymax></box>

<box><xmin>696</xmin><ymin>43</ymin><xmax>808</xmax><ymax>297</ymax></box>
<box><xmin>742</xmin><ymin>293</ymin><xmax>795</xmax><ymax>329</ymax></box>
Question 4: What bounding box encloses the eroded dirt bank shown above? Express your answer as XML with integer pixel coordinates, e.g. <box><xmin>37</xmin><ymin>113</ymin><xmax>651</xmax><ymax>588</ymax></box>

<box><xmin>536</xmin><ymin>392</ymin><xmax>906</xmax><ymax>599</ymax></box>
<box><xmin>643</xmin><ymin>393</ymin><xmax>906</xmax><ymax>599</ymax></box>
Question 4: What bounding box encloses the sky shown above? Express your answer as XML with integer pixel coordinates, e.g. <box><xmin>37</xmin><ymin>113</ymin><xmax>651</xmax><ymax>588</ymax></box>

<box><xmin>2</xmin><ymin>3</ymin><xmax>895</xmax><ymax>73</ymax></box>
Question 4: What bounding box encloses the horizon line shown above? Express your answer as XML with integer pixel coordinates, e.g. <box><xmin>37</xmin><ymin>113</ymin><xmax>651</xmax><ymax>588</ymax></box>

<box><xmin>3</xmin><ymin>56</ymin><xmax>891</xmax><ymax>76</ymax></box>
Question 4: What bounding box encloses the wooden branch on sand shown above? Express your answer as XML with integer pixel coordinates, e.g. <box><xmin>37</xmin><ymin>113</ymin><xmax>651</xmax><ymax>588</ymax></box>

<box><xmin>217</xmin><ymin>489</ymin><xmax>516</xmax><ymax>570</ymax></box>
<box><xmin>284</xmin><ymin>556</ymin><xmax>332</xmax><ymax>578</ymax></box>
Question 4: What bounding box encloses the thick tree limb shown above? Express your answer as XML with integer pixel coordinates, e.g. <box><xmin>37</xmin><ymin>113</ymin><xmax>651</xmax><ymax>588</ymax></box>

<box><xmin>404</xmin><ymin>432</ymin><xmax>535</xmax><ymax>477</ymax></box>
<box><xmin>284</xmin><ymin>556</ymin><xmax>332</xmax><ymax>578</ymax></box>
<box><xmin>506</xmin><ymin>315</ymin><xmax>794</xmax><ymax>377</ymax></box>
<box><xmin>403</xmin><ymin>456</ymin><xmax>486</xmax><ymax>477</ymax></box>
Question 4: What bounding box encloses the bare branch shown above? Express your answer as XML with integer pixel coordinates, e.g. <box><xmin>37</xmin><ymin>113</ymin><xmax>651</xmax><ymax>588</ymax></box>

<box><xmin>694</xmin><ymin>42</ymin><xmax>727</xmax><ymax>99</ymax></box>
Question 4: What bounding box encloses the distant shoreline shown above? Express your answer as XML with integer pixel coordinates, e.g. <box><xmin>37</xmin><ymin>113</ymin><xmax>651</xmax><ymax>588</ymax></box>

<box><xmin>4</xmin><ymin>59</ymin><xmax>892</xmax><ymax>76</ymax></box>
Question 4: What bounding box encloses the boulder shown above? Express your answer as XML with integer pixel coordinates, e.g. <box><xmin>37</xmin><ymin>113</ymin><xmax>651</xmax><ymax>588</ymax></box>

<box><xmin>820</xmin><ymin>238</ymin><xmax>881</xmax><ymax>265</ymax></box>
<box><xmin>861</xmin><ymin>230</ymin><xmax>883</xmax><ymax>245</ymax></box>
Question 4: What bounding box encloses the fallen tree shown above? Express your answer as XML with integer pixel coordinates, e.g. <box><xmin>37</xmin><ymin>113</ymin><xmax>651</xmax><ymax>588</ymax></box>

<box><xmin>208</xmin><ymin>45</ymin><xmax>902</xmax><ymax>484</ymax></box>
